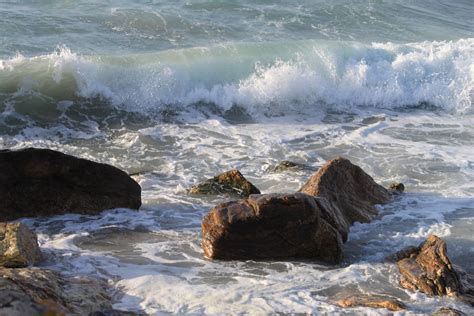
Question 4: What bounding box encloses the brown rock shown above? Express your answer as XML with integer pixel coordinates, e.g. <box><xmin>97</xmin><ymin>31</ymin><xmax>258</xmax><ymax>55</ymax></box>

<box><xmin>432</xmin><ymin>307</ymin><xmax>466</xmax><ymax>316</ymax></box>
<box><xmin>299</xmin><ymin>157</ymin><xmax>391</xmax><ymax>239</ymax></box>
<box><xmin>0</xmin><ymin>223</ymin><xmax>42</xmax><ymax>268</ymax></box>
<box><xmin>0</xmin><ymin>267</ymin><xmax>111</xmax><ymax>315</ymax></box>
<box><xmin>190</xmin><ymin>169</ymin><xmax>260</xmax><ymax>197</ymax></box>
<box><xmin>0</xmin><ymin>148</ymin><xmax>141</xmax><ymax>221</ymax></box>
<box><xmin>201</xmin><ymin>193</ymin><xmax>343</xmax><ymax>263</ymax></box>
<box><xmin>396</xmin><ymin>235</ymin><xmax>469</xmax><ymax>301</ymax></box>
<box><xmin>334</xmin><ymin>293</ymin><xmax>406</xmax><ymax>311</ymax></box>
<box><xmin>314</xmin><ymin>196</ymin><xmax>351</xmax><ymax>242</ymax></box>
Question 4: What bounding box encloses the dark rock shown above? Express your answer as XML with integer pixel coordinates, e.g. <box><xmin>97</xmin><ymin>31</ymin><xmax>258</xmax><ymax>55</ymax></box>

<box><xmin>0</xmin><ymin>148</ymin><xmax>141</xmax><ymax>221</ymax></box>
<box><xmin>272</xmin><ymin>161</ymin><xmax>316</xmax><ymax>173</ymax></box>
<box><xmin>386</xmin><ymin>245</ymin><xmax>419</xmax><ymax>262</ymax></box>
<box><xmin>314</xmin><ymin>196</ymin><xmax>351</xmax><ymax>243</ymax></box>
<box><xmin>0</xmin><ymin>267</ymin><xmax>112</xmax><ymax>315</ymax></box>
<box><xmin>0</xmin><ymin>289</ymin><xmax>51</xmax><ymax>316</ymax></box>
<box><xmin>201</xmin><ymin>193</ymin><xmax>343</xmax><ymax>263</ymax></box>
<box><xmin>299</xmin><ymin>157</ymin><xmax>391</xmax><ymax>239</ymax></box>
<box><xmin>389</xmin><ymin>182</ymin><xmax>405</xmax><ymax>194</ymax></box>
<box><xmin>334</xmin><ymin>293</ymin><xmax>406</xmax><ymax>311</ymax></box>
<box><xmin>0</xmin><ymin>223</ymin><xmax>42</xmax><ymax>268</ymax></box>
<box><xmin>190</xmin><ymin>169</ymin><xmax>260</xmax><ymax>197</ymax></box>
<box><xmin>432</xmin><ymin>307</ymin><xmax>466</xmax><ymax>316</ymax></box>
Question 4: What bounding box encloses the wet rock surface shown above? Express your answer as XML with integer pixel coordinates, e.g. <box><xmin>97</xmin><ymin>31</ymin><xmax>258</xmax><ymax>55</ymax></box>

<box><xmin>0</xmin><ymin>267</ymin><xmax>113</xmax><ymax>315</ymax></box>
<box><xmin>201</xmin><ymin>193</ymin><xmax>343</xmax><ymax>263</ymax></box>
<box><xmin>334</xmin><ymin>293</ymin><xmax>406</xmax><ymax>311</ymax></box>
<box><xmin>0</xmin><ymin>148</ymin><xmax>141</xmax><ymax>221</ymax></box>
<box><xmin>395</xmin><ymin>235</ymin><xmax>474</xmax><ymax>306</ymax></box>
<box><xmin>0</xmin><ymin>289</ymin><xmax>56</xmax><ymax>316</ymax></box>
<box><xmin>190</xmin><ymin>169</ymin><xmax>260</xmax><ymax>197</ymax></box>
<box><xmin>0</xmin><ymin>223</ymin><xmax>42</xmax><ymax>268</ymax></box>
<box><xmin>300</xmin><ymin>157</ymin><xmax>391</xmax><ymax>241</ymax></box>
<box><xmin>202</xmin><ymin>157</ymin><xmax>392</xmax><ymax>264</ymax></box>
<box><xmin>272</xmin><ymin>160</ymin><xmax>316</xmax><ymax>173</ymax></box>
<box><xmin>396</xmin><ymin>235</ymin><xmax>463</xmax><ymax>296</ymax></box>
<box><xmin>432</xmin><ymin>307</ymin><xmax>466</xmax><ymax>316</ymax></box>
<box><xmin>388</xmin><ymin>182</ymin><xmax>405</xmax><ymax>194</ymax></box>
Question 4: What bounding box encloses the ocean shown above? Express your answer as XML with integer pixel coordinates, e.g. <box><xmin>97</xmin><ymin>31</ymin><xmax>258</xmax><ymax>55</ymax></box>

<box><xmin>1</xmin><ymin>0</ymin><xmax>473</xmax><ymax>314</ymax></box>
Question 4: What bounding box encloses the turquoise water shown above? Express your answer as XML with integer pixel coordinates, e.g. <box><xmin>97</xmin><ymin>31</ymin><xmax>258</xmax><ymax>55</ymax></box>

<box><xmin>1</xmin><ymin>1</ymin><xmax>474</xmax><ymax>314</ymax></box>
<box><xmin>1</xmin><ymin>0</ymin><xmax>473</xmax><ymax>58</ymax></box>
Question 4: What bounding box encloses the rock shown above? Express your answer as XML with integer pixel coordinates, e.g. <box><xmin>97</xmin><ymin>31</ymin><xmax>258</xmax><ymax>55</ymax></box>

<box><xmin>0</xmin><ymin>289</ymin><xmax>53</xmax><ymax>316</ymax></box>
<box><xmin>299</xmin><ymin>157</ymin><xmax>391</xmax><ymax>239</ymax></box>
<box><xmin>0</xmin><ymin>148</ymin><xmax>141</xmax><ymax>221</ymax></box>
<box><xmin>272</xmin><ymin>161</ymin><xmax>316</xmax><ymax>173</ymax></box>
<box><xmin>189</xmin><ymin>169</ymin><xmax>260</xmax><ymax>197</ymax></box>
<box><xmin>432</xmin><ymin>307</ymin><xmax>466</xmax><ymax>316</ymax></box>
<box><xmin>0</xmin><ymin>223</ymin><xmax>42</xmax><ymax>268</ymax></box>
<box><xmin>389</xmin><ymin>182</ymin><xmax>405</xmax><ymax>194</ymax></box>
<box><xmin>386</xmin><ymin>245</ymin><xmax>419</xmax><ymax>262</ymax></box>
<box><xmin>314</xmin><ymin>196</ymin><xmax>351</xmax><ymax>243</ymax></box>
<box><xmin>334</xmin><ymin>293</ymin><xmax>406</xmax><ymax>311</ymax></box>
<box><xmin>396</xmin><ymin>235</ymin><xmax>463</xmax><ymax>297</ymax></box>
<box><xmin>90</xmin><ymin>310</ymin><xmax>141</xmax><ymax>316</ymax></box>
<box><xmin>201</xmin><ymin>193</ymin><xmax>343</xmax><ymax>263</ymax></box>
<box><xmin>394</xmin><ymin>236</ymin><xmax>474</xmax><ymax>307</ymax></box>
<box><xmin>0</xmin><ymin>267</ymin><xmax>112</xmax><ymax>315</ymax></box>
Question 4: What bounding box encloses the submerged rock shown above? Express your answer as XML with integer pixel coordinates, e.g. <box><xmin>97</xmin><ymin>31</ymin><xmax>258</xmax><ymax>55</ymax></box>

<box><xmin>272</xmin><ymin>160</ymin><xmax>316</xmax><ymax>173</ymax></box>
<box><xmin>0</xmin><ymin>267</ymin><xmax>112</xmax><ymax>315</ymax></box>
<box><xmin>0</xmin><ymin>148</ymin><xmax>141</xmax><ymax>221</ymax></box>
<box><xmin>388</xmin><ymin>182</ymin><xmax>405</xmax><ymax>194</ymax></box>
<box><xmin>334</xmin><ymin>293</ymin><xmax>406</xmax><ymax>311</ymax></box>
<box><xmin>189</xmin><ymin>169</ymin><xmax>260</xmax><ymax>197</ymax></box>
<box><xmin>0</xmin><ymin>223</ymin><xmax>42</xmax><ymax>268</ymax></box>
<box><xmin>201</xmin><ymin>193</ymin><xmax>343</xmax><ymax>263</ymax></box>
<box><xmin>432</xmin><ymin>307</ymin><xmax>466</xmax><ymax>316</ymax></box>
<box><xmin>299</xmin><ymin>157</ymin><xmax>391</xmax><ymax>241</ymax></box>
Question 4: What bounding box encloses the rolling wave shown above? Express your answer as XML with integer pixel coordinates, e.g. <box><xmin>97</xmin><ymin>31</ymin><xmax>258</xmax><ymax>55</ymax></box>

<box><xmin>1</xmin><ymin>38</ymin><xmax>472</xmax><ymax>118</ymax></box>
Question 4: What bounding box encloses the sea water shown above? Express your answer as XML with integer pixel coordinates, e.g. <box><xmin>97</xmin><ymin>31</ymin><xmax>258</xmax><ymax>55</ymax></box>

<box><xmin>1</xmin><ymin>0</ymin><xmax>473</xmax><ymax>314</ymax></box>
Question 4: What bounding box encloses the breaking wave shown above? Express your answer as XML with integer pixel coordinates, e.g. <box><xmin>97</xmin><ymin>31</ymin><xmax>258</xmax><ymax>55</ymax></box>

<box><xmin>1</xmin><ymin>38</ymin><xmax>473</xmax><ymax>118</ymax></box>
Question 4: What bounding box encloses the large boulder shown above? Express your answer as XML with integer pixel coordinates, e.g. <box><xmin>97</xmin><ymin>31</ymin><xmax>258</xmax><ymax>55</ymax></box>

<box><xmin>299</xmin><ymin>157</ymin><xmax>391</xmax><ymax>241</ymax></box>
<box><xmin>189</xmin><ymin>169</ymin><xmax>260</xmax><ymax>197</ymax></box>
<box><xmin>0</xmin><ymin>223</ymin><xmax>42</xmax><ymax>268</ymax></box>
<box><xmin>201</xmin><ymin>193</ymin><xmax>343</xmax><ymax>263</ymax></box>
<box><xmin>395</xmin><ymin>235</ymin><xmax>473</xmax><ymax>306</ymax></box>
<box><xmin>0</xmin><ymin>148</ymin><xmax>141</xmax><ymax>221</ymax></box>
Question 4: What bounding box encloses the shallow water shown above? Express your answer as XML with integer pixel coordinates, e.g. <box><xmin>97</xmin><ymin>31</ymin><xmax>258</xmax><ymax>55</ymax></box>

<box><xmin>1</xmin><ymin>0</ymin><xmax>473</xmax><ymax>314</ymax></box>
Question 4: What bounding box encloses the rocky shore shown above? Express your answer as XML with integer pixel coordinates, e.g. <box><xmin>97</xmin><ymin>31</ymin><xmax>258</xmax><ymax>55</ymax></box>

<box><xmin>0</xmin><ymin>148</ymin><xmax>472</xmax><ymax>314</ymax></box>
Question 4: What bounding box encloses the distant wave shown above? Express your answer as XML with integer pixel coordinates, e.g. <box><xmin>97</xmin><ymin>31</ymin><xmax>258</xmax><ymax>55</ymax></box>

<box><xmin>1</xmin><ymin>38</ymin><xmax>473</xmax><ymax>117</ymax></box>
